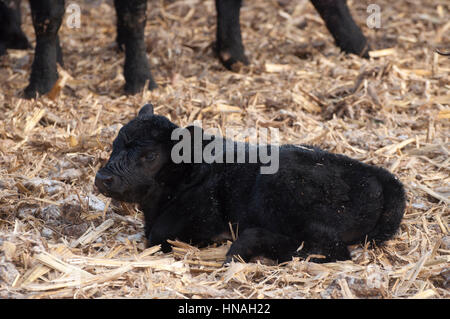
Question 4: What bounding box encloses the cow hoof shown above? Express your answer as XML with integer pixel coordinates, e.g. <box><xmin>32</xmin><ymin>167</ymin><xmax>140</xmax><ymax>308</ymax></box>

<box><xmin>218</xmin><ymin>49</ymin><xmax>249</xmax><ymax>72</ymax></box>
<box><xmin>124</xmin><ymin>78</ymin><xmax>158</xmax><ymax>95</ymax></box>
<box><xmin>23</xmin><ymin>78</ymin><xmax>57</xmax><ymax>99</ymax></box>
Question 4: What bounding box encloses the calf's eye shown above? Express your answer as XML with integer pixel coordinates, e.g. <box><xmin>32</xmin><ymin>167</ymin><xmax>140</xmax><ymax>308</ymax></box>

<box><xmin>143</xmin><ymin>152</ymin><xmax>157</xmax><ymax>162</ymax></box>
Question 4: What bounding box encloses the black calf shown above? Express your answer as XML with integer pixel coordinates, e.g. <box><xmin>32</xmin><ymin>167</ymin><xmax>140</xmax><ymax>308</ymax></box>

<box><xmin>95</xmin><ymin>104</ymin><xmax>405</xmax><ymax>264</ymax></box>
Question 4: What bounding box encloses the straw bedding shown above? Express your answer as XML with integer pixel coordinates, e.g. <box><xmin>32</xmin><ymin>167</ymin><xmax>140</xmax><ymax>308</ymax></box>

<box><xmin>0</xmin><ymin>0</ymin><xmax>448</xmax><ymax>299</ymax></box>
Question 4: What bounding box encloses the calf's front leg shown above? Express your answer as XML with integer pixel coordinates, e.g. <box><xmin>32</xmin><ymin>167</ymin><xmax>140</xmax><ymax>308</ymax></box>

<box><xmin>145</xmin><ymin>199</ymin><xmax>227</xmax><ymax>253</ymax></box>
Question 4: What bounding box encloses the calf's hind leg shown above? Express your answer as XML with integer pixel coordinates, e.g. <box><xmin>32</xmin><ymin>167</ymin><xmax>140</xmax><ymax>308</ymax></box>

<box><xmin>296</xmin><ymin>221</ymin><xmax>351</xmax><ymax>263</ymax></box>
<box><xmin>224</xmin><ymin>228</ymin><xmax>299</xmax><ymax>264</ymax></box>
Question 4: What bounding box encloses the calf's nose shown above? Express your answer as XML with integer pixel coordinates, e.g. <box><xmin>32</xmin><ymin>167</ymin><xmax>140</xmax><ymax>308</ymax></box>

<box><xmin>95</xmin><ymin>172</ymin><xmax>114</xmax><ymax>192</ymax></box>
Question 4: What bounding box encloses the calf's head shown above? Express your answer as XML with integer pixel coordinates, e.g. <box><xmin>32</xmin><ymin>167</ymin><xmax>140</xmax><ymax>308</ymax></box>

<box><xmin>95</xmin><ymin>104</ymin><xmax>178</xmax><ymax>203</ymax></box>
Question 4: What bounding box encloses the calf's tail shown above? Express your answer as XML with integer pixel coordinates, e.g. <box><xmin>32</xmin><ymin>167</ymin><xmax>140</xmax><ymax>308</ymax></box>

<box><xmin>367</xmin><ymin>167</ymin><xmax>406</xmax><ymax>243</ymax></box>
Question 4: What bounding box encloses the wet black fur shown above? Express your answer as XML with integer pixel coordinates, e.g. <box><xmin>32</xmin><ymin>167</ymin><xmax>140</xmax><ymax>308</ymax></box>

<box><xmin>96</xmin><ymin>105</ymin><xmax>405</xmax><ymax>264</ymax></box>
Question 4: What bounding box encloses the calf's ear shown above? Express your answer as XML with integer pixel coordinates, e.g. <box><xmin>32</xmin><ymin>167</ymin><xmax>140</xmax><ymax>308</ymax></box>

<box><xmin>138</xmin><ymin>103</ymin><xmax>154</xmax><ymax>117</ymax></box>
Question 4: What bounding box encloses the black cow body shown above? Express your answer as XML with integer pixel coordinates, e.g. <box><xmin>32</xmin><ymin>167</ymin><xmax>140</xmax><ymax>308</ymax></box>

<box><xmin>1</xmin><ymin>0</ymin><xmax>369</xmax><ymax>98</ymax></box>
<box><xmin>95</xmin><ymin>104</ymin><xmax>405</xmax><ymax>264</ymax></box>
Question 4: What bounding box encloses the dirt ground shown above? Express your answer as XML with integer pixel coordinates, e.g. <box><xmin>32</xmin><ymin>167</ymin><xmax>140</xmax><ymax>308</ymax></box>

<box><xmin>0</xmin><ymin>0</ymin><xmax>449</xmax><ymax>298</ymax></box>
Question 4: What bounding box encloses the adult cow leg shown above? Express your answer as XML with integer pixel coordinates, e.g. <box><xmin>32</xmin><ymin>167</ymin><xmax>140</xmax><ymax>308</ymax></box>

<box><xmin>113</xmin><ymin>0</ymin><xmax>156</xmax><ymax>94</ymax></box>
<box><xmin>24</xmin><ymin>0</ymin><xmax>65</xmax><ymax>99</ymax></box>
<box><xmin>0</xmin><ymin>0</ymin><xmax>30</xmax><ymax>54</ymax></box>
<box><xmin>215</xmin><ymin>0</ymin><xmax>248</xmax><ymax>71</ymax></box>
<box><xmin>310</xmin><ymin>0</ymin><xmax>370</xmax><ymax>57</ymax></box>
<box><xmin>3</xmin><ymin>0</ymin><xmax>22</xmax><ymax>25</ymax></box>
